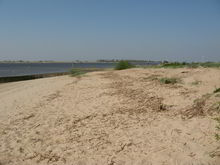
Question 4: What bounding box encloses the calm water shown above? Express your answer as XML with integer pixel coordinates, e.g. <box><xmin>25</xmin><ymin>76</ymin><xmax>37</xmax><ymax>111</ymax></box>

<box><xmin>0</xmin><ymin>63</ymin><xmax>115</xmax><ymax>77</ymax></box>
<box><xmin>0</xmin><ymin>62</ymin><xmax>159</xmax><ymax>77</ymax></box>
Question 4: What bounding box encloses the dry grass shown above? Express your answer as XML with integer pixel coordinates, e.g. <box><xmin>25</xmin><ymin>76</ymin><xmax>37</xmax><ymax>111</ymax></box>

<box><xmin>159</xmin><ymin>77</ymin><xmax>181</xmax><ymax>84</ymax></box>
<box><xmin>181</xmin><ymin>94</ymin><xmax>211</xmax><ymax>119</ymax></box>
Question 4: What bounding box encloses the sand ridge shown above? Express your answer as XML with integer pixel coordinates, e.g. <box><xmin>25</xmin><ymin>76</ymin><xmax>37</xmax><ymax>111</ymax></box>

<box><xmin>0</xmin><ymin>68</ymin><xmax>220</xmax><ymax>165</ymax></box>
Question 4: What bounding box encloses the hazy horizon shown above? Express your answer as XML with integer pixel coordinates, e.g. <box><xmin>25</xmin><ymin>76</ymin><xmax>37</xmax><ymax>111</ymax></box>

<box><xmin>0</xmin><ymin>0</ymin><xmax>220</xmax><ymax>62</ymax></box>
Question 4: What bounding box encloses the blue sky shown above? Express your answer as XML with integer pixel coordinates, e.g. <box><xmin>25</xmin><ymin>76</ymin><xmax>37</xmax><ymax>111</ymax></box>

<box><xmin>0</xmin><ymin>0</ymin><xmax>220</xmax><ymax>62</ymax></box>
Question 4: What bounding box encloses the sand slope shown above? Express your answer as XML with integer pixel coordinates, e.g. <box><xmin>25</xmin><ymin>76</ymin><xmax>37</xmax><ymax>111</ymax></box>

<box><xmin>0</xmin><ymin>68</ymin><xmax>220</xmax><ymax>165</ymax></box>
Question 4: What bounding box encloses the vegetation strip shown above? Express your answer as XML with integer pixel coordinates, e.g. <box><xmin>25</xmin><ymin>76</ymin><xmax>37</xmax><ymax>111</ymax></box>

<box><xmin>115</xmin><ymin>61</ymin><xmax>135</xmax><ymax>70</ymax></box>
<box><xmin>145</xmin><ymin>62</ymin><xmax>220</xmax><ymax>68</ymax></box>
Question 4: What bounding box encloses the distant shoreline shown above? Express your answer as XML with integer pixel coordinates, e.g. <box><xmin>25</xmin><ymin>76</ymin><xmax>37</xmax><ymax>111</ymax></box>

<box><xmin>0</xmin><ymin>61</ymin><xmax>115</xmax><ymax>64</ymax></box>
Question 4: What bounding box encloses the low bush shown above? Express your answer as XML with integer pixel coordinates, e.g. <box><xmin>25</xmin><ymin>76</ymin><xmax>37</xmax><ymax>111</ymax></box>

<box><xmin>115</xmin><ymin>61</ymin><xmax>135</xmax><ymax>70</ymax></box>
<box><xmin>214</xmin><ymin>88</ymin><xmax>220</xmax><ymax>93</ymax></box>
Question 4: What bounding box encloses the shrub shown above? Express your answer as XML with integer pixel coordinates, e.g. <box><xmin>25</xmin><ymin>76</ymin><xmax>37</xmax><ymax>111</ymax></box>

<box><xmin>214</xmin><ymin>88</ymin><xmax>220</xmax><ymax>93</ymax></box>
<box><xmin>115</xmin><ymin>61</ymin><xmax>135</xmax><ymax>70</ymax></box>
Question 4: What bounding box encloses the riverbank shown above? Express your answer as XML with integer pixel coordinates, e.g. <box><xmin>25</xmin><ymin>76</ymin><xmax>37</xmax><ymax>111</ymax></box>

<box><xmin>0</xmin><ymin>68</ymin><xmax>220</xmax><ymax>164</ymax></box>
<box><xmin>0</xmin><ymin>68</ymin><xmax>108</xmax><ymax>83</ymax></box>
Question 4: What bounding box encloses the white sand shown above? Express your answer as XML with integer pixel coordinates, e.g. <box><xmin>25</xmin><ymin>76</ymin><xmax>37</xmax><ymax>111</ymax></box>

<box><xmin>0</xmin><ymin>68</ymin><xmax>220</xmax><ymax>165</ymax></box>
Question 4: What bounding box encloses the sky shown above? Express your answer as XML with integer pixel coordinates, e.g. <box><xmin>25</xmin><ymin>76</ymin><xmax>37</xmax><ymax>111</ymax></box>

<box><xmin>0</xmin><ymin>0</ymin><xmax>220</xmax><ymax>62</ymax></box>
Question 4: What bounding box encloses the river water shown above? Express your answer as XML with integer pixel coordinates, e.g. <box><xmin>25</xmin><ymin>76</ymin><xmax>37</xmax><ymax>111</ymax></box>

<box><xmin>0</xmin><ymin>62</ymin><xmax>159</xmax><ymax>77</ymax></box>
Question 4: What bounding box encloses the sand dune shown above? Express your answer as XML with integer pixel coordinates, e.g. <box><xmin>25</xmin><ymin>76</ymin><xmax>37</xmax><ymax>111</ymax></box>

<box><xmin>0</xmin><ymin>68</ymin><xmax>220</xmax><ymax>165</ymax></box>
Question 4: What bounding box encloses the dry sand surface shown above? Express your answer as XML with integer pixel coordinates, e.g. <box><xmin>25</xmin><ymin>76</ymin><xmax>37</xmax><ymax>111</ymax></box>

<box><xmin>0</xmin><ymin>68</ymin><xmax>220</xmax><ymax>165</ymax></box>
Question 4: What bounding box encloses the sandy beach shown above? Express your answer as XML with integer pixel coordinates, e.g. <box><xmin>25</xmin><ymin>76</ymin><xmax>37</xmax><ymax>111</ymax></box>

<box><xmin>0</xmin><ymin>68</ymin><xmax>220</xmax><ymax>165</ymax></box>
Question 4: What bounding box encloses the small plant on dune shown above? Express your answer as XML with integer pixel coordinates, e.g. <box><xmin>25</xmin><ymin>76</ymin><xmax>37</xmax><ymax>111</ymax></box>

<box><xmin>115</xmin><ymin>61</ymin><xmax>135</xmax><ymax>70</ymax></box>
<box><xmin>191</xmin><ymin>80</ymin><xmax>201</xmax><ymax>85</ymax></box>
<box><xmin>69</xmin><ymin>68</ymin><xmax>85</xmax><ymax>77</ymax></box>
<box><xmin>214</xmin><ymin>88</ymin><xmax>220</xmax><ymax>93</ymax></box>
<box><xmin>182</xmin><ymin>94</ymin><xmax>211</xmax><ymax>119</ymax></box>
<box><xmin>214</xmin><ymin>117</ymin><xmax>220</xmax><ymax>140</ymax></box>
<box><xmin>159</xmin><ymin>77</ymin><xmax>180</xmax><ymax>84</ymax></box>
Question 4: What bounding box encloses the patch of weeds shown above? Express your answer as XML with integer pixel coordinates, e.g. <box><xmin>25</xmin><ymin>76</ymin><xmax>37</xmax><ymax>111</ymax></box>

<box><xmin>69</xmin><ymin>68</ymin><xmax>85</xmax><ymax>77</ymax></box>
<box><xmin>159</xmin><ymin>77</ymin><xmax>181</xmax><ymax>84</ymax></box>
<box><xmin>214</xmin><ymin>88</ymin><xmax>220</xmax><ymax>93</ymax></box>
<box><xmin>158</xmin><ymin>104</ymin><xmax>167</xmax><ymax>112</ymax></box>
<box><xmin>182</xmin><ymin>94</ymin><xmax>211</xmax><ymax>119</ymax></box>
<box><xmin>115</xmin><ymin>61</ymin><xmax>135</xmax><ymax>70</ymax></box>
<box><xmin>191</xmin><ymin>81</ymin><xmax>201</xmax><ymax>85</ymax></box>
<box><xmin>193</xmin><ymin>94</ymin><xmax>211</xmax><ymax>104</ymax></box>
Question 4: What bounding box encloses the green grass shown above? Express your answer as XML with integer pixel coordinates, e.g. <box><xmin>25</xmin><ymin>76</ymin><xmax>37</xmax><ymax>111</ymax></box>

<box><xmin>214</xmin><ymin>88</ymin><xmax>220</xmax><ymax>93</ymax></box>
<box><xmin>159</xmin><ymin>77</ymin><xmax>180</xmax><ymax>84</ymax></box>
<box><xmin>115</xmin><ymin>61</ymin><xmax>135</xmax><ymax>70</ymax></box>
<box><xmin>69</xmin><ymin>68</ymin><xmax>86</xmax><ymax>77</ymax></box>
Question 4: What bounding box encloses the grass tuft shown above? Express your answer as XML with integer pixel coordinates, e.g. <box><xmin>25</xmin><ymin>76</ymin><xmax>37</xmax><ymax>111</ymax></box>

<box><xmin>214</xmin><ymin>88</ymin><xmax>220</xmax><ymax>93</ymax></box>
<box><xmin>159</xmin><ymin>77</ymin><xmax>180</xmax><ymax>84</ymax></box>
<box><xmin>115</xmin><ymin>61</ymin><xmax>135</xmax><ymax>70</ymax></box>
